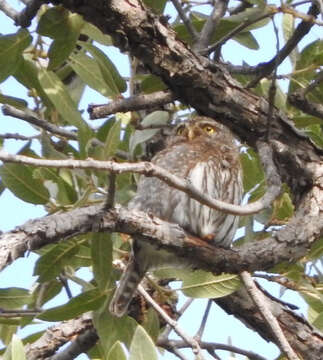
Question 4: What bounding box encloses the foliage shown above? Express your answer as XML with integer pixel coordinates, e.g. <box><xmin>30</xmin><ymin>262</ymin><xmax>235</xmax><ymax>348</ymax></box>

<box><xmin>0</xmin><ymin>0</ymin><xmax>322</xmax><ymax>359</ymax></box>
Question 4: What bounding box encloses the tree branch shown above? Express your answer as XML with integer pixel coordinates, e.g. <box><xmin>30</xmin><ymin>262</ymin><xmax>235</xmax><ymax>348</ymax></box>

<box><xmin>137</xmin><ymin>284</ymin><xmax>206</xmax><ymax>359</ymax></box>
<box><xmin>0</xmin><ymin>149</ymin><xmax>280</xmax><ymax>216</ymax></box>
<box><xmin>171</xmin><ymin>0</ymin><xmax>199</xmax><ymax>41</ymax></box>
<box><xmin>158</xmin><ymin>339</ymin><xmax>268</xmax><ymax>360</ymax></box>
<box><xmin>25</xmin><ymin>313</ymin><xmax>93</xmax><ymax>359</ymax></box>
<box><xmin>88</xmin><ymin>90</ymin><xmax>177</xmax><ymax>119</ymax></box>
<box><xmin>240</xmin><ymin>271</ymin><xmax>299</xmax><ymax>360</ymax></box>
<box><xmin>2</xmin><ymin>105</ymin><xmax>79</xmax><ymax>141</ymax></box>
<box><xmin>15</xmin><ymin>0</ymin><xmax>44</xmax><ymax>27</ymax></box>
<box><xmin>195</xmin><ymin>0</ymin><xmax>228</xmax><ymax>52</ymax></box>
<box><xmin>50</xmin><ymin>329</ymin><xmax>98</xmax><ymax>360</ymax></box>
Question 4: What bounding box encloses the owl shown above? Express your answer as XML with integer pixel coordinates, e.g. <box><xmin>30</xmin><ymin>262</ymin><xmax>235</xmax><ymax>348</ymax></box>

<box><xmin>109</xmin><ymin>116</ymin><xmax>243</xmax><ymax>317</ymax></box>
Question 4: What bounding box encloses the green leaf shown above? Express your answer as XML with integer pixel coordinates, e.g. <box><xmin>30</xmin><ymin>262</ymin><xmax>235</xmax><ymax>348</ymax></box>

<box><xmin>39</xmin><ymin>288</ymin><xmax>107</xmax><ymax>321</ymax></box>
<box><xmin>81</xmin><ymin>23</ymin><xmax>113</xmax><ymax>46</ymax></box>
<box><xmin>141</xmin><ymin>74</ymin><xmax>167</xmax><ymax>94</ymax></box>
<box><xmin>47</xmin><ymin>13</ymin><xmax>83</xmax><ymax>70</ymax></box>
<box><xmin>103</xmin><ymin>119</ymin><xmax>121</xmax><ymax>159</ymax></box>
<box><xmin>180</xmin><ymin>271</ymin><xmax>241</xmax><ymax>298</ymax></box>
<box><xmin>233</xmin><ymin>31</ymin><xmax>259</xmax><ymax>50</ymax></box>
<box><xmin>48</xmin><ymin>38</ymin><xmax>76</xmax><ymax>71</ymax></box>
<box><xmin>240</xmin><ymin>148</ymin><xmax>265</xmax><ymax>194</ymax></box>
<box><xmin>282</xmin><ymin>14</ymin><xmax>297</xmax><ymax>68</ymax></box>
<box><xmin>258</xmin><ymin>79</ymin><xmax>286</xmax><ymax>110</ymax></box>
<box><xmin>106</xmin><ymin>341</ymin><xmax>127</xmax><ymax>360</ymax></box>
<box><xmin>67</xmin><ymin>245</ymin><xmax>92</xmax><ymax>269</ymax></box>
<box><xmin>91</xmin><ymin>233</ymin><xmax>112</xmax><ymax>290</ymax></box>
<box><xmin>93</xmin><ymin>307</ymin><xmax>137</xmax><ymax>354</ymax></box>
<box><xmin>313</xmin><ymin>312</ymin><xmax>323</xmax><ymax>331</ymax></box>
<box><xmin>80</xmin><ymin>42</ymin><xmax>127</xmax><ymax>94</ymax></box>
<box><xmin>305</xmin><ymin>124</ymin><xmax>323</xmax><ymax>149</ymax></box>
<box><xmin>0</xmin><ymin>94</ymin><xmax>27</xmax><ymax>109</ymax></box>
<box><xmin>0</xmin><ymin>29</ymin><xmax>32</xmax><ymax>83</ymax></box>
<box><xmin>13</xmin><ymin>55</ymin><xmax>52</xmax><ymax>108</ymax></box>
<box><xmin>271</xmin><ymin>190</ymin><xmax>294</xmax><ymax>223</ymax></box>
<box><xmin>0</xmin><ymin>288</ymin><xmax>32</xmax><ymax>309</ymax></box>
<box><xmin>0</xmin><ymin>163</ymin><xmax>49</xmax><ymax>204</ymax></box>
<box><xmin>129</xmin><ymin>111</ymin><xmax>169</xmax><ymax>155</ymax></box>
<box><xmin>129</xmin><ymin>326</ymin><xmax>158</xmax><ymax>360</ymax></box>
<box><xmin>301</xmin><ymin>288</ymin><xmax>323</xmax><ymax>313</ymax></box>
<box><xmin>31</xmin><ymin>280</ymin><xmax>63</xmax><ymax>307</ymax></box>
<box><xmin>293</xmin><ymin>115</ymin><xmax>323</xmax><ymax>128</ymax></box>
<box><xmin>38</xmin><ymin>69</ymin><xmax>91</xmax><ymax>156</ymax></box>
<box><xmin>34</xmin><ymin>240</ymin><xmax>80</xmax><ymax>282</ymax></box>
<box><xmin>37</xmin><ymin>8</ymin><xmax>83</xmax><ymax>39</ymax></box>
<box><xmin>289</xmin><ymin>40</ymin><xmax>323</xmax><ymax>101</ymax></box>
<box><xmin>142</xmin><ymin>308</ymin><xmax>160</xmax><ymax>342</ymax></box>
<box><xmin>307</xmin><ymin>237</ymin><xmax>323</xmax><ymax>261</ymax></box>
<box><xmin>11</xmin><ymin>335</ymin><xmax>26</xmax><ymax>360</ymax></box>
<box><xmin>69</xmin><ymin>51</ymin><xmax>117</xmax><ymax>98</ymax></box>
<box><xmin>143</xmin><ymin>0</ymin><xmax>167</xmax><ymax>13</ymax></box>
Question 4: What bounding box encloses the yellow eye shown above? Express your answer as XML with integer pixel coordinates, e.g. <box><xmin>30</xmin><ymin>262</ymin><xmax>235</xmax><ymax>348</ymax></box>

<box><xmin>203</xmin><ymin>125</ymin><xmax>215</xmax><ymax>134</ymax></box>
<box><xmin>176</xmin><ymin>125</ymin><xmax>185</xmax><ymax>135</ymax></box>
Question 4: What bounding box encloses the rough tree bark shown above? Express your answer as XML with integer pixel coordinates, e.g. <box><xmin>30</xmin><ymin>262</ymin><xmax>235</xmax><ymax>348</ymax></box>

<box><xmin>1</xmin><ymin>0</ymin><xmax>322</xmax><ymax>358</ymax></box>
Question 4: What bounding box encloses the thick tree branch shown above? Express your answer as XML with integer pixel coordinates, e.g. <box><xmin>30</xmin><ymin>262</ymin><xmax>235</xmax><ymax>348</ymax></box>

<box><xmin>88</xmin><ymin>90</ymin><xmax>177</xmax><ymax>119</ymax></box>
<box><xmin>0</xmin><ymin>150</ymin><xmax>280</xmax><ymax>216</ymax></box>
<box><xmin>0</xmin><ymin>201</ymin><xmax>318</xmax><ymax>359</ymax></box>
<box><xmin>0</xmin><ymin>180</ymin><xmax>321</xmax><ymax>274</ymax></box>
<box><xmin>216</xmin><ymin>286</ymin><xmax>323</xmax><ymax>360</ymax></box>
<box><xmin>25</xmin><ymin>313</ymin><xmax>93</xmax><ymax>360</ymax></box>
<box><xmin>50</xmin><ymin>329</ymin><xmax>98</xmax><ymax>360</ymax></box>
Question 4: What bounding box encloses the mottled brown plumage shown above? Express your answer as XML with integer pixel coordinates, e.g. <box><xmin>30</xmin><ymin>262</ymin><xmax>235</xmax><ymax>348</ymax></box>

<box><xmin>109</xmin><ymin>116</ymin><xmax>243</xmax><ymax>317</ymax></box>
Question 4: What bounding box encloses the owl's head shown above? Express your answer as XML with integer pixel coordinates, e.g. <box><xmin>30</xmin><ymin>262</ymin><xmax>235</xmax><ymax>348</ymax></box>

<box><xmin>174</xmin><ymin>116</ymin><xmax>234</xmax><ymax>143</ymax></box>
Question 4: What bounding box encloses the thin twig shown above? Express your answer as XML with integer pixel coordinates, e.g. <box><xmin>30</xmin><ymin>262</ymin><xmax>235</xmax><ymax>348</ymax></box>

<box><xmin>171</xmin><ymin>0</ymin><xmax>199</xmax><ymax>41</ymax></box>
<box><xmin>204</xmin><ymin>12</ymin><xmax>272</xmax><ymax>56</ymax></box>
<box><xmin>2</xmin><ymin>105</ymin><xmax>79</xmax><ymax>140</ymax></box>
<box><xmin>88</xmin><ymin>90</ymin><xmax>177</xmax><ymax>119</ymax></box>
<box><xmin>167</xmin><ymin>346</ymin><xmax>191</xmax><ymax>360</ymax></box>
<box><xmin>266</xmin><ymin>17</ymin><xmax>280</xmax><ymax>141</ymax></box>
<box><xmin>0</xmin><ymin>309</ymin><xmax>40</xmax><ymax>317</ymax></box>
<box><xmin>0</xmin><ymin>0</ymin><xmax>18</xmax><ymax>20</ymax></box>
<box><xmin>104</xmin><ymin>172</ymin><xmax>117</xmax><ymax>210</ymax></box>
<box><xmin>0</xmin><ymin>149</ymin><xmax>281</xmax><ymax>216</ymax></box>
<box><xmin>160</xmin><ymin>298</ymin><xmax>194</xmax><ymax>342</ymax></box>
<box><xmin>158</xmin><ymin>339</ymin><xmax>268</xmax><ymax>360</ymax></box>
<box><xmin>137</xmin><ymin>284</ymin><xmax>206</xmax><ymax>360</ymax></box>
<box><xmin>195</xmin><ymin>0</ymin><xmax>228</xmax><ymax>52</ymax></box>
<box><xmin>0</xmin><ymin>133</ymin><xmax>38</xmax><ymax>140</ymax></box>
<box><xmin>245</xmin><ymin>4</ymin><xmax>320</xmax><ymax>86</ymax></box>
<box><xmin>195</xmin><ymin>300</ymin><xmax>212</xmax><ymax>340</ymax></box>
<box><xmin>240</xmin><ymin>271</ymin><xmax>299</xmax><ymax>360</ymax></box>
<box><xmin>59</xmin><ymin>274</ymin><xmax>73</xmax><ymax>299</ymax></box>
<box><xmin>227</xmin><ymin>4</ymin><xmax>320</xmax><ymax>77</ymax></box>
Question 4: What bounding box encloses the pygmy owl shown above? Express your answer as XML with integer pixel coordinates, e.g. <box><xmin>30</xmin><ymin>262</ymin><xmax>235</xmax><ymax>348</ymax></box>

<box><xmin>109</xmin><ymin>116</ymin><xmax>243</xmax><ymax>317</ymax></box>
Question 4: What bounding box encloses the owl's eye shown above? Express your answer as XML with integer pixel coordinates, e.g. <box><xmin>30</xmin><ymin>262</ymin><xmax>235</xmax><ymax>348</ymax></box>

<box><xmin>203</xmin><ymin>125</ymin><xmax>215</xmax><ymax>134</ymax></box>
<box><xmin>176</xmin><ymin>125</ymin><xmax>186</xmax><ymax>135</ymax></box>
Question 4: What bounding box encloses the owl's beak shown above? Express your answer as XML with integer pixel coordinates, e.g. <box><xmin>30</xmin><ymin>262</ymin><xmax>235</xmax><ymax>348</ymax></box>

<box><xmin>187</xmin><ymin>128</ymin><xmax>195</xmax><ymax>140</ymax></box>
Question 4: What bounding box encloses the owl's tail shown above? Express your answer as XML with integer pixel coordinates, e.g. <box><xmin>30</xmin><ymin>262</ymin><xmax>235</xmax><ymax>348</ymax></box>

<box><xmin>109</xmin><ymin>259</ymin><xmax>144</xmax><ymax>317</ymax></box>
